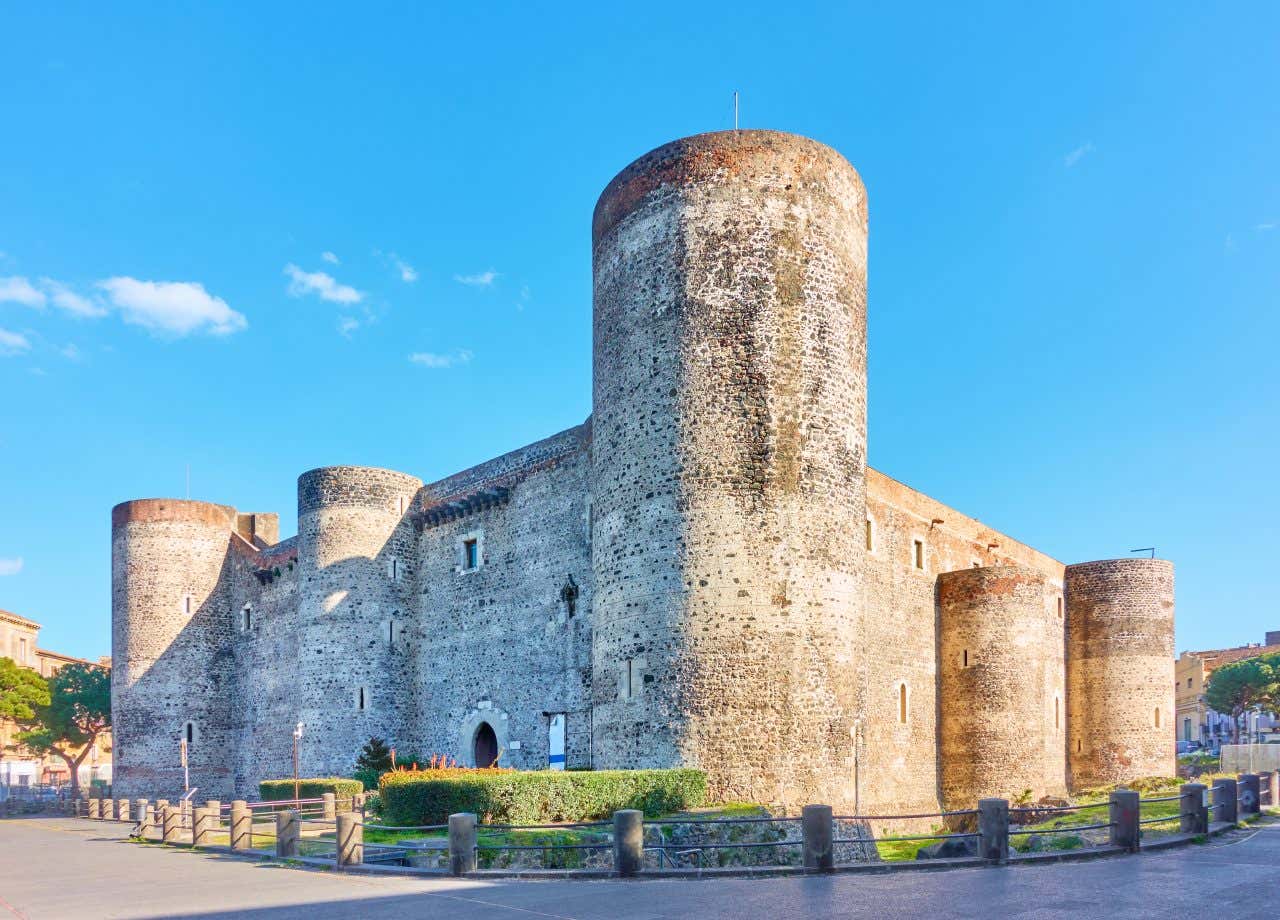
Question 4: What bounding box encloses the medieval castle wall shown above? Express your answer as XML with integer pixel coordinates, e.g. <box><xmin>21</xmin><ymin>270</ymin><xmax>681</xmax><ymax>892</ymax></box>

<box><xmin>110</xmin><ymin>130</ymin><xmax>1175</xmax><ymax>808</ymax></box>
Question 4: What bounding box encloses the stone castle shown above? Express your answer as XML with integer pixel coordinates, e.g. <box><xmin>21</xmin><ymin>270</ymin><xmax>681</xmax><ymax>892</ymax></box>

<box><xmin>111</xmin><ymin>130</ymin><xmax>1175</xmax><ymax>811</ymax></box>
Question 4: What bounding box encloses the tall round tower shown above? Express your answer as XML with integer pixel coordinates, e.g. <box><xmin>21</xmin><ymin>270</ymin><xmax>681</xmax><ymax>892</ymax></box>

<box><xmin>111</xmin><ymin>499</ymin><xmax>236</xmax><ymax>797</ymax></box>
<box><xmin>1065</xmin><ymin>558</ymin><xmax>1175</xmax><ymax>787</ymax></box>
<box><xmin>590</xmin><ymin>130</ymin><xmax>868</xmax><ymax>807</ymax></box>
<box><xmin>937</xmin><ymin>566</ymin><xmax>1067</xmax><ymax>809</ymax></box>
<box><xmin>295</xmin><ymin>466</ymin><xmax>422</xmax><ymax>775</ymax></box>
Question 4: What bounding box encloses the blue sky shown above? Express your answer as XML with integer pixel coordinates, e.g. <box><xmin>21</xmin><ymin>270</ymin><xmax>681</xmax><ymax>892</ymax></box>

<box><xmin>1</xmin><ymin>2</ymin><xmax>1276</xmax><ymax>660</ymax></box>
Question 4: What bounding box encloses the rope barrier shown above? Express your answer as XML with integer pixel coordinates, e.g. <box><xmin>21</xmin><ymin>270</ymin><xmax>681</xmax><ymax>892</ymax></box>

<box><xmin>478</xmin><ymin>821</ymin><xmax>612</xmax><ymax>830</ymax></box>
<box><xmin>1009</xmin><ymin>802</ymin><xmax>1108</xmax><ymax>814</ymax></box>
<box><xmin>832</xmin><ymin>809</ymin><xmax>978</xmax><ymax>821</ymax></box>
<box><xmin>476</xmin><ymin>843</ymin><xmax>614</xmax><ymax>852</ymax></box>
<box><xmin>1139</xmin><ymin>795</ymin><xmax>1181</xmax><ymax>803</ymax></box>
<box><xmin>1138</xmin><ymin>816</ymin><xmax>1181</xmax><ymax>826</ymax></box>
<box><xmin>1008</xmin><ymin>822</ymin><xmax>1113</xmax><ymax>836</ymax></box>
<box><xmin>847</xmin><ymin>832</ymin><xmax>979</xmax><ymax>844</ymax></box>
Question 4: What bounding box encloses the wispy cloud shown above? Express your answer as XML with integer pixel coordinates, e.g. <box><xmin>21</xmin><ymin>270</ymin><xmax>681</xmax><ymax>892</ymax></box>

<box><xmin>98</xmin><ymin>277</ymin><xmax>247</xmax><ymax>337</ymax></box>
<box><xmin>1256</xmin><ymin>221</ymin><xmax>1276</xmax><ymax>232</ymax></box>
<box><xmin>0</xmin><ymin>328</ymin><xmax>31</xmax><ymax>355</ymax></box>
<box><xmin>284</xmin><ymin>263</ymin><xmax>364</xmax><ymax>304</ymax></box>
<box><xmin>409</xmin><ymin>349</ymin><xmax>473</xmax><ymax>368</ymax></box>
<box><xmin>321</xmin><ymin>251</ymin><xmax>340</xmax><ymax>265</ymax></box>
<box><xmin>337</xmin><ymin>316</ymin><xmax>360</xmax><ymax>338</ymax></box>
<box><xmin>1064</xmin><ymin>142</ymin><xmax>1095</xmax><ymax>168</ymax></box>
<box><xmin>393</xmin><ymin>256</ymin><xmax>418</xmax><ymax>283</ymax></box>
<box><xmin>0</xmin><ymin>276</ymin><xmax>47</xmax><ymax>308</ymax></box>
<box><xmin>40</xmin><ymin>278</ymin><xmax>107</xmax><ymax>317</ymax></box>
<box><xmin>454</xmin><ymin>270</ymin><xmax>498</xmax><ymax>288</ymax></box>
<box><xmin>59</xmin><ymin>343</ymin><xmax>82</xmax><ymax>361</ymax></box>
<box><xmin>0</xmin><ymin>557</ymin><xmax>23</xmax><ymax>576</ymax></box>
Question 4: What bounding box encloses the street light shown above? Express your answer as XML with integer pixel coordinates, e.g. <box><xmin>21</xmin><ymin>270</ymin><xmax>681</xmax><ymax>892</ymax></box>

<box><xmin>292</xmin><ymin>722</ymin><xmax>304</xmax><ymax>803</ymax></box>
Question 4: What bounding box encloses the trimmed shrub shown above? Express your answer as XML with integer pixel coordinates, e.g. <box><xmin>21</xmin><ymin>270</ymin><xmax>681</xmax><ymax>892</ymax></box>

<box><xmin>259</xmin><ymin>777</ymin><xmax>363</xmax><ymax>810</ymax></box>
<box><xmin>380</xmin><ymin>768</ymin><xmax>707</xmax><ymax>826</ymax></box>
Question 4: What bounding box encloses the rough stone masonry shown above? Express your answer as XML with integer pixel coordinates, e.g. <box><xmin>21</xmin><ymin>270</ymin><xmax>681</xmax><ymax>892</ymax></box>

<box><xmin>110</xmin><ymin>130</ymin><xmax>1175</xmax><ymax>812</ymax></box>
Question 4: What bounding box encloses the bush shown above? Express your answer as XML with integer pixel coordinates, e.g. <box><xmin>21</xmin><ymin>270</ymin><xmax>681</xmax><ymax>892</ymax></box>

<box><xmin>380</xmin><ymin>768</ymin><xmax>707</xmax><ymax>826</ymax></box>
<box><xmin>259</xmin><ymin>777</ymin><xmax>364</xmax><ymax>809</ymax></box>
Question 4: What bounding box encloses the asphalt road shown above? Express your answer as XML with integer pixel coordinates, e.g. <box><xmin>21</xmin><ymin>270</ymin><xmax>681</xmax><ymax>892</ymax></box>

<box><xmin>1</xmin><ymin>816</ymin><xmax>1278</xmax><ymax>919</ymax></box>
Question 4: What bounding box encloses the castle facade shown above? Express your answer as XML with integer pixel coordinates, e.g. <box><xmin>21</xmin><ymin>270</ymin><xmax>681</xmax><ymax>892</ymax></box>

<box><xmin>111</xmin><ymin>131</ymin><xmax>1175</xmax><ymax>810</ymax></box>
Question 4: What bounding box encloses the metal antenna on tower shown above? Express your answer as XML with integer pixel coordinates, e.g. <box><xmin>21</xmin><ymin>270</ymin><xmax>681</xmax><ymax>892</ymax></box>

<box><xmin>733</xmin><ymin>91</ymin><xmax>739</xmax><ymax>131</ymax></box>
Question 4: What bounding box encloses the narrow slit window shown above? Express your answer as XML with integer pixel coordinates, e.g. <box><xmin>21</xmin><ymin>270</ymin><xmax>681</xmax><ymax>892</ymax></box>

<box><xmin>912</xmin><ymin>540</ymin><xmax>925</xmax><ymax>570</ymax></box>
<box><xmin>1056</xmin><ymin>597</ymin><xmax>1063</xmax><ymax>619</ymax></box>
<box><xmin>898</xmin><ymin>683</ymin><xmax>908</xmax><ymax>724</ymax></box>
<box><xmin>1077</xmin><ymin>739</ymin><xmax>1082</xmax><ymax>753</ymax></box>
<box><xmin>1054</xmin><ymin>696</ymin><xmax>1060</xmax><ymax>730</ymax></box>
<box><xmin>1154</xmin><ymin>707</ymin><xmax>1161</xmax><ymax>729</ymax></box>
<box><xmin>865</xmin><ymin>518</ymin><xmax>874</xmax><ymax>552</ymax></box>
<box><xmin>241</xmin><ymin>604</ymin><xmax>252</xmax><ymax>632</ymax></box>
<box><xmin>182</xmin><ymin>595</ymin><xmax>193</xmax><ymax>615</ymax></box>
<box><xmin>357</xmin><ymin>687</ymin><xmax>367</xmax><ymax>711</ymax></box>
<box><xmin>962</xmin><ymin>649</ymin><xmax>969</xmax><ymax>668</ymax></box>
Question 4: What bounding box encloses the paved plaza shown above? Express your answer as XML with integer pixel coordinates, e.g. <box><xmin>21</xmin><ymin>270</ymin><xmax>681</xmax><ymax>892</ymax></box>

<box><xmin>1</xmin><ymin>816</ymin><xmax>1278</xmax><ymax>918</ymax></box>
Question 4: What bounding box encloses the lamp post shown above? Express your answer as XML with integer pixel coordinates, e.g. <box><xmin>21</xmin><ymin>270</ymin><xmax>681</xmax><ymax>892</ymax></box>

<box><xmin>292</xmin><ymin>723</ymin><xmax>304</xmax><ymax>803</ymax></box>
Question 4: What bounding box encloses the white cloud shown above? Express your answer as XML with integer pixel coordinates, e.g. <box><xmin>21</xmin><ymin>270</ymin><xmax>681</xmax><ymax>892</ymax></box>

<box><xmin>321</xmin><ymin>251</ymin><xmax>340</xmax><ymax>265</ymax></box>
<box><xmin>1256</xmin><ymin>221</ymin><xmax>1276</xmax><ymax>231</ymax></box>
<box><xmin>0</xmin><ymin>557</ymin><xmax>23</xmax><ymax>576</ymax></box>
<box><xmin>454</xmin><ymin>270</ymin><xmax>498</xmax><ymax>288</ymax></box>
<box><xmin>393</xmin><ymin>256</ymin><xmax>418</xmax><ymax>283</ymax></box>
<box><xmin>0</xmin><ymin>276</ymin><xmax>47</xmax><ymax>308</ymax></box>
<box><xmin>1064</xmin><ymin>142</ymin><xmax>1095</xmax><ymax>168</ymax></box>
<box><xmin>0</xmin><ymin>328</ymin><xmax>31</xmax><ymax>355</ymax></box>
<box><xmin>97</xmin><ymin>277</ymin><xmax>247</xmax><ymax>337</ymax></box>
<box><xmin>337</xmin><ymin>316</ymin><xmax>359</xmax><ymax>338</ymax></box>
<box><xmin>284</xmin><ymin>263</ymin><xmax>363</xmax><ymax>304</ymax></box>
<box><xmin>59</xmin><ymin>343</ymin><xmax>82</xmax><ymax>360</ymax></box>
<box><xmin>40</xmin><ymin>278</ymin><xmax>107</xmax><ymax>317</ymax></box>
<box><xmin>409</xmin><ymin>349</ymin><xmax>473</xmax><ymax>368</ymax></box>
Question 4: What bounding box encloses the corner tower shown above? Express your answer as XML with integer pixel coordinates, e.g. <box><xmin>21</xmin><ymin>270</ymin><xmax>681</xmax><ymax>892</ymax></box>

<box><xmin>1065</xmin><ymin>558</ymin><xmax>1175</xmax><ymax>787</ymax></box>
<box><xmin>111</xmin><ymin>499</ymin><xmax>237</xmax><ymax>797</ymax></box>
<box><xmin>937</xmin><ymin>565</ymin><xmax>1067</xmax><ymax>808</ymax></box>
<box><xmin>295</xmin><ymin>466</ymin><xmax>423</xmax><ymax>775</ymax></box>
<box><xmin>590</xmin><ymin>130</ymin><xmax>869</xmax><ymax>807</ymax></box>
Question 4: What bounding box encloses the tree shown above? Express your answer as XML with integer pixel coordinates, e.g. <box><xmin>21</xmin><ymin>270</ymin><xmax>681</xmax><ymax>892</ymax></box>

<box><xmin>1204</xmin><ymin>656</ymin><xmax>1278</xmax><ymax>744</ymax></box>
<box><xmin>356</xmin><ymin>737</ymin><xmax>393</xmax><ymax>774</ymax></box>
<box><xmin>16</xmin><ymin>663</ymin><xmax>110</xmax><ymax>799</ymax></box>
<box><xmin>0</xmin><ymin>656</ymin><xmax>50</xmax><ymax>722</ymax></box>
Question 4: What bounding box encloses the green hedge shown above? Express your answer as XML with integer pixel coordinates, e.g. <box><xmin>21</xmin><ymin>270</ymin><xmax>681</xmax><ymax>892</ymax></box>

<box><xmin>259</xmin><ymin>777</ymin><xmax>363</xmax><ymax>806</ymax></box>
<box><xmin>380</xmin><ymin>769</ymin><xmax>707</xmax><ymax>826</ymax></box>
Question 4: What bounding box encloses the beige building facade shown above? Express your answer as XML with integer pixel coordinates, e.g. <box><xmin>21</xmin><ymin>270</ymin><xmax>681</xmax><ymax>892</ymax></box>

<box><xmin>1175</xmin><ymin>634</ymin><xmax>1280</xmax><ymax>748</ymax></box>
<box><xmin>0</xmin><ymin>608</ymin><xmax>111</xmax><ymax>792</ymax></box>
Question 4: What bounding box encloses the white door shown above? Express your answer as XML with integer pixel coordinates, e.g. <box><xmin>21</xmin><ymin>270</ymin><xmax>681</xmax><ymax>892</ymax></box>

<box><xmin>548</xmin><ymin>714</ymin><xmax>566</xmax><ymax>770</ymax></box>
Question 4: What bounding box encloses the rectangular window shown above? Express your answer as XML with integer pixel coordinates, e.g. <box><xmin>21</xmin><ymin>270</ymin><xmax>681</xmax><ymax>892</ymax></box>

<box><xmin>548</xmin><ymin>714</ymin><xmax>566</xmax><ymax>771</ymax></box>
<box><xmin>18</xmin><ymin>637</ymin><xmax>28</xmax><ymax>662</ymax></box>
<box><xmin>241</xmin><ymin>605</ymin><xmax>252</xmax><ymax>633</ymax></box>
<box><xmin>1056</xmin><ymin>597</ymin><xmax>1063</xmax><ymax>618</ymax></box>
<box><xmin>463</xmin><ymin>539</ymin><xmax>479</xmax><ymax>571</ymax></box>
<box><xmin>913</xmin><ymin>540</ymin><xmax>925</xmax><ymax>570</ymax></box>
<box><xmin>865</xmin><ymin>518</ymin><xmax>874</xmax><ymax>552</ymax></box>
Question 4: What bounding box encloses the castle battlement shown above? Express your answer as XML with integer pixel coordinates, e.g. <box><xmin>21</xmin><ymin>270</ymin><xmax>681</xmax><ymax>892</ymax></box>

<box><xmin>110</xmin><ymin>131</ymin><xmax>1174</xmax><ymax>809</ymax></box>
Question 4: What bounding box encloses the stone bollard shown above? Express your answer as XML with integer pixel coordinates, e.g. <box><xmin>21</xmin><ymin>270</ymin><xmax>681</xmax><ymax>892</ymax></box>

<box><xmin>336</xmin><ymin>812</ymin><xmax>364</xmax><ymax>867</ymax></box>
<box><xmin>117</xmin><ymin>798</ymin><xmax>131</xmax><ymax>822</ymax></box>
<box><xmin>1237</xmin><ymin>774</ymin><xmax>1261</xmax><ymax>817</ymax></box>
<box><xmin>88</xmin><ymin>798</ymin><xmax>100</xmax><ymax>819</ymax></box>
<box><xmin>193</xmin><ymin>807</ymin><xmax>214</xmax><ymax>846</ymax></box>
<box><xmin>978</xmin><ymin>798</ymin><xmax>1009</xmax><ymax>865</ymax></box>
<box><xmin>802</xmin><ymin>804</ymin><xmax>835</xmax><ymax>871</ymax></box>
<box><xmin>1109</xmin><ymin>789</ymin><xmax>1140</xmax><ymax>852</ymax></box>
<box><xmin>1212</xmin><ymin>778</ymin><xmax>1238</xmax><ymax>825</ymax></box>
<box><xmin>162</xmin><ymin>805</ymin><xmax>182</xmax><ymax>844</ymax></box>
<box><xmin>276</xmin><ymin>810</ymin><xmax>300</xmax><ymax>858</ymax></box>
<box><xmin>231</xmin><ymin>804</ymin><xmax>252</xmax><ymax>851</ymax></box>
<box><xmin>1180</xmin><ymin>783</ymin><xmax>1208</xmax><ymax>835</ymax></box>
<box><xmin>135</xmin><ymin>799</ymin><xmax>150</xmax><ymax>833</ymax></box>
<box><xmin>1265</xmin><ymin>771</ymin><xmax>1280</xmax><ymax>809</ymax></box>
<box><xmin>449</xmin><ymin>812</ymin><xmax>478</xmax><ymax>876</ymax></box>
<box><xmin>101</xmin><ymin>798</ymin><xmax>116</xmax><ymax>820</ymax></box>
<box><xmin>323</xmin><ymin>793</ymin><xmax>337</xmax><ymax>821</ymax></box>
<box><xmin>205</xmin><ymin>799</ymin><xmax>222</xmax><ymax>818</ymax></box>
<box><xmin>613</xmin><ymin>809</ymin><xmax>644</xmax><ymax>878</ymax></box>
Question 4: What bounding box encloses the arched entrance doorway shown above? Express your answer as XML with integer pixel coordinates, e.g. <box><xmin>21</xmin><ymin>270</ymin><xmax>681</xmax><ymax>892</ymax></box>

<box><xmin>473</xmin><ymin>721</ymin><xmax>498</xmax><ymax>767</ymax></box>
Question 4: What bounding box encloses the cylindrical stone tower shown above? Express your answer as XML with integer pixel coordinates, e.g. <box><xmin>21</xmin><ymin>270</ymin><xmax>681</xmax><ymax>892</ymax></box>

<box><xmin>937</xmin><ymin>566</ymin><xmax>1067</xmax><ymax>809</ymax></box>
<box><xmin>590</xmin><ymin>130</ymin><xmax>868</xmax><ymax>808</ymax></box>
<box><xmin>111</xmin><ymin>499</ymin><xmax>236</xmax><ymax>798</ymax></box>
<box><xmin>1065</xmin><ymin>558</ymin><xmax>1175</xmax><ymax>788</ymax></box>
<box><xmin>295</xmin><ymin>466</ymin><xmax>422</xmax><ymax>775</ymax></box>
